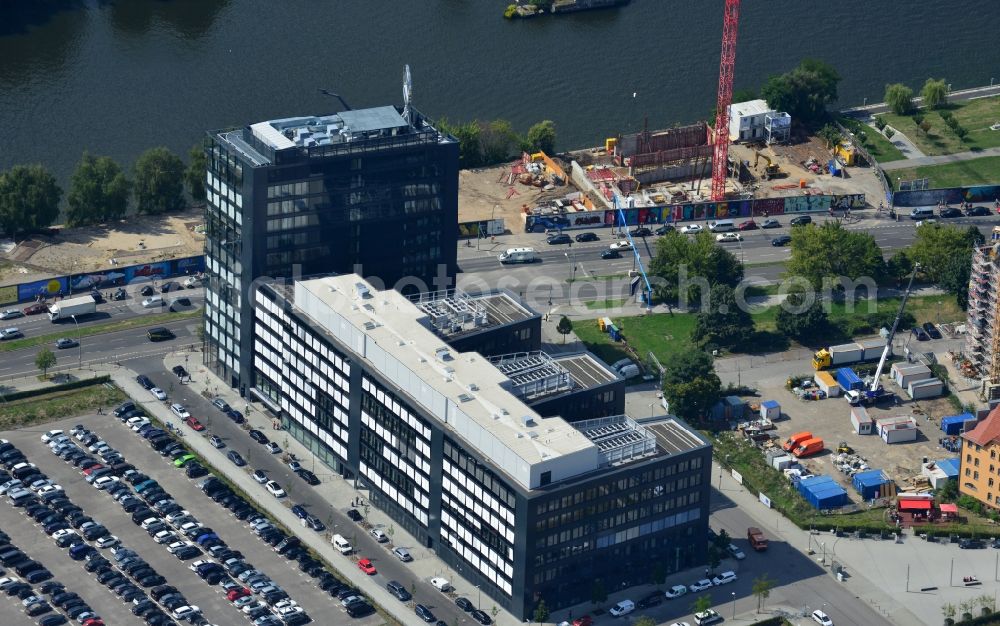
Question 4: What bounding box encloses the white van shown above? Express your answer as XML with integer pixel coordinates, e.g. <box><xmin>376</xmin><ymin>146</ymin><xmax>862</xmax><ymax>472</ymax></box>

<box><xmin>909</xmin><ymin>207</ymin><xmax>935</xmax><ymax>220</ymax></box>
<box><xmin>332</xmin><ymin>534</ymin><xmax>352</xmax><ymax>555</ymax></box>
<box><xmin>617</xmin><ymin>364</ymin><xmax>641</xmax><ymax>379</ymax></box>
<box><xmin>609</xmin><ymin>599</ymin><xmax>635</xmax><ymax>617</ymax></box>
<box><xmin>498</xmin><ymin>248</ymin><xmax>539</xmax><ymax>264</ymax></box>
<box><xmin>708</xmin><ymin>220</ymin><xmax>735</xmax><ymax>232</ymax></box>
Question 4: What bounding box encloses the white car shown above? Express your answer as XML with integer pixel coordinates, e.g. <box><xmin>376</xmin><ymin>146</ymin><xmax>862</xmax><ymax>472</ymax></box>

<box><xmin>711</xmin><ymin>571</ymin><xmax>737</xmax><ymax>586</ymax></box>
<box><xmin>265</xmin><ymin>480</ymin><xmax>286</xmax><ymax>498</ymax></box>
<box><xmin>165</xmin><ymin>510</ymin><xmax>191</xmax><ymax>524</ymax></box>
<box><xmin>95</xmin><ymin>535</ymin><xmax>119</xmax><ymax>549</ymax></box>
<box><xmin>166</xmin><ymin>541</ymin><xmax>190</xmax><ymax>554</ymax></box>
<box><xmin>37</xmin><ymin>485</ymin><xmax>63</xmax><ymax>498</ymax></box>
<box><xmin>277</xmin><ymin>606</ymin><xmax>304</xmax><ymax>618</ymax></box>
<box><xmin>694</xmin><ymin>609</ymin><xmax>722</xmax><ymax>625</ymax></box>
<box><xmin>370</xmin><ymin>528</ymin><xmax>388</xmax><ymax>543</ymax></box>
<box><xmin>664</xmin><ymin>584</ymin><xmax>688</xmax><ymax>599</ymax></box>
<box><xmin>689</xmin><ymin>579</ymin><xmax>713</xmax><ymax>592</ymax></box>
<box><xmin>188</xmin><ymin>559</ymin><xmax>212</xmax><ymax>572</ymax></box>
<box><xmin>609</xmin><ymin>600</ymin><xmax>635</xmax><ymax>617</ymax></box>
<box><xmin>170</xmin><ymin>404</ymin><xmax>190</xmax><ymax>419</ymax></box>
<box><xmin>252</xmin><ymin>470</ymin><xmax>268</xmax><ymax>484</ymax></box>
<box><xmin>171</xmin><ymin>605</ymin><xmax>201</xmax><ymax>620</ymax></box>
<box><xmin>141</xmin><ymin>517</ymin><xmax>162</xmax><ymax>530</ymax></box>
<box><xmin>609</xmin><ymin>240</ymin><xmax>633</xmax><ymax>251</ymax></box>
<box><xmin>915</xmin><ymin>218</ymin><xmax>938</xmax><ymax>227</ymax></box>
<box><xmin>430</xmin><ymin>577</ymin><xmax>451</xmax><ymax>592</ymax></box>
<box><xmin>669</xmin><ymin>623</ymin><xmax>692</xmax><ymax>626</ymax></box>
<box><xmin>727</xmin><ymin>544</ymin><xmax>746</xmax><ymax>560</ymax></box>
<box><xmin>93</xmin><ymin>476</ymin><xmax>120</xmax><ymax>490</ymax></box>
<box><xmin>715</xmin><ymin>232</ymin><xmax>742</xmax><ymax>243</ymax></box>
<box><xmin>680</xmin><ymin>224</ymin><xmax>704</xmax><ymax>234</ymax></box>
<box><xmin>209</xmin><ymin>436</ymin><xmax>225</xmax><ymax>449</ymax></box>
<box><xmin>287</xmin><ymin>460</ymin><xmax>302</xmax><ymax>472</ymax></box>
<box><xmin>264</xmin><ymin>442</ymin><xmax>281</xmax><ymax>454</ymax></box>
<box><xmin>51</xmin><ymin>528</ymin><xmax>76</xmax><ymax>543</ymax></box>
<box><xmin>150</xmin><ymin>387</ymin><xmax>167</xmax><ymax>401</ymax></box>
<box><xmin>154</xmin><ymin>530</ymin><xmax>177</xmax><ymax>544</ymax></box>
<box><xmin>812</xmin><ymin>610</ymin><xmax>834</xmax><ymax>626</ymax></box>
<box><xmin>40</xmin><ymin>430</ymin><xmax>63</xmax><ymax>444</ymax></box>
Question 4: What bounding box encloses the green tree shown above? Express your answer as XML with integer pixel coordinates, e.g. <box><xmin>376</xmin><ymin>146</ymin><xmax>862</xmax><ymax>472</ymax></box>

<box><xmin>712</xmin><ymin>529</ymin><xmax>731</xmax><ymax>551</ymax></box>
<box><xmin>590</xmin><ymin>579</ymin><xmax>607</xmax><ymax>605</ymax></box>
<box><xmin>662</xmin><ymin>350</ymin><xmax>721</xmax><ymax>423</ymax></box>
<box><xmin>525</xmin><ymin>120</ymin><xmax>556</xmax><ymax>155</ymax></box>
<box><xmin>691</xmin><ymin>285</ymin><xmax>755</xmax><ymax>350</ymax></box>
<box><xmin>0</xmin><ymin>164</ymin><xmax>62</xmax><ymax>238</ymax></box>
<box><xmin>186</xmin><ymin>143</ymin><xmax>207</xmax><ymax>202</ymax></box>
<box><xmin>885</xmin><ymin>250</ymin><xmax>914</xmax><ymax>285</ymax></box>
<box><xmin>556</xmin><ymin>315</ymin><xmax>573</xmax><ymax>344</ymax></box>
<box><xmin>760</xmin><ymin>59</ymin><xmax>841</xmax><ymax>125</ymax></box>
<box><xmin>650</xmin><ymin>562</ymin><xmax>666</xmax><ymax>587</ymax></box>
<box><xmin>884</xmin><ymin>127</ymin><xmax>895</xmax><ymax>140</ymax></box>
<box><xmin>939</xmin><ymin>254</ymin><xmax>973</xmax><ymax>309</ymax></box>
<box><xmin>480</xmin><ymin>119</ymin><xmax>519</xmax><ymax>165</ymax></box>
<box><xmin>437</xmin><ymin>118</ymin><xmax>484</xmax><ymax>168</ymax></box>
<box><xmin>873</xmin><ymin>116</ymin><xmax>887</xmax><ymax>131</ymax></box>
<box><xmin>942</xmin><ymin>602</ymin><xmax>957</xmax><ymax>626</ymax></box>
<box><xmin>921</xmin><ymin>78</ymin><xmax>948</xmax><ymax>109</ymax></box>
<box><xmin>817</xmin><ymin>124</ymin><xmax>842</xmax><ymax>149</ymax></box>
<box><xmin>35</xmin><ymin>347</ymin><xmax>56</xmax><ymax>378</ymax></box>
<box><xmin>133</xmin><ymin>147</ymin><xmax>186</xmax><ymax>214</ymax></box>
<box><xmin>908</xmin><ymin>224</ymin><xmax>981</xmax><ymax>284</ymax></box>
<box><xmin>775</xmin><ymin>290</ymin><xmax>829</xmax><ymax>342</ymax></box>
<box><xmin>751</xmin><ymin>574</ymin><xmax>775</xmax><ymax>612</ymax></box>
<box><xmin>884</xmin><ymin>83</ymin><xmax>914</xmax><ymax>115</ymax></box>
<box><xmin>532</xmin><ymin>599</ymin><xmax>549</xmax><ymax>625</ymax></box>
<box><xmin>649</xmin><ymin>231</ymin><xmax>743</xmax><ymax>306</ymax></box>
<box><xmin>786</xmin><ymin>222</ymin><xmax>885</xmax><ymax>290</ymax></box>
<box><xmin>66</xmin><ymin>152</ymin><xmax>130</xmax><ymax>226</ymax></box>
<box><xmin>691</xmin><ymin>594</ymin><xmax>713</xmax><ymax>615</ymax></box>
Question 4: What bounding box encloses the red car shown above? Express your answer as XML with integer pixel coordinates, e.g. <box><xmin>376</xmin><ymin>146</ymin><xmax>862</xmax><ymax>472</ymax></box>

<box><xmin>82</xmin><ymin>465</ymin><xmax>105</xmax><ymax>476</ymax></box>
<box><xmin>22</xmin><ymin>303</ymin><xmax>48</xmax><ymax>315</ymax></box>
<box><xmin>573</xmin><ymin>617</ymin><xmax>593</xmax><ymax>626</ymax></box>
<box><xmin>185</xmin><ymin>417</ymin><xmax>205</xmax><ymax>431</ymax></box>
<box><xmin>83</xmin><ymin>618</ymin><xmax>105</xmax><ymax>626</ymax></box>
<box><xmin>227</xmin><ymin>587</ymin><xmax>250</xmax><ymax>601</ymax></box>
<box><xmin>738</xmin><ymin>219</ymin><xmax>758</xmax><ymax>231</ymax></box>
<box><xmin>357</xmin><ymin>558</ymin><xmax>376</xmax><ymax>575</ymax></box>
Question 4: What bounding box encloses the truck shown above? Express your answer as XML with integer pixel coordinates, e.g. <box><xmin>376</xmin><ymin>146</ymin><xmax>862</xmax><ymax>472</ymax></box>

<box><xmin>747</xmin><ymin>527</ymin><xmax>768</xmax><ymax>551</ymax></box>
<box><xmin>782</xmin><ymin>431</ymin><xmax>812</xmax><ymax>453</ymax></box>
<box><xmin>812</xmin><ymin>339</ymin><xmax>885</xmax><ymax>370</ymax></box>
<box><xmin>497</xmin><ymin>247</ymin><xmax>539</xmax><ymax>264</ymax></box>
<box><xmin>47</xmin><ymin>296</ymin><xmax>97</xmax><ymax>322</ymax></box>
<box><xmin>792</xmin><ymin>437</ymin><xmax>824</xmax><ymax>458</ymax></box>
<box><xmin>835</xmin><ymin>367</ymin><xmax>864</xmax><ymax>392</ymax></box>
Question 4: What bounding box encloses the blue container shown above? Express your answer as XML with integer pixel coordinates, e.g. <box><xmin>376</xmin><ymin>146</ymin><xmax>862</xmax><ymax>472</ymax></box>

<box><xmin>941</xmin><ymin>413</ymin><xmax>975</xmax><ymax>436</ymax></box>
<box><xmin>852</xmin><ymin>469</ymin><xmax>890</xmax><ymax>500</ymax></box>
<box><xmin>608</xmin><ymin>325</ymin><xmax>621</xmax><ymax>341</ymax></box>
<box><xmin>835</xmin><ymin>368</ymin><xmax>863</xmax><ymax>392</ymax></box>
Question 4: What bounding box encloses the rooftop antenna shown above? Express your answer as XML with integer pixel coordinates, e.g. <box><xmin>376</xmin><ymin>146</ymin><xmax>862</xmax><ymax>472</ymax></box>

<box><xmin>317</xmin><ymin>89</ymin><xmax>352</xmax><ymax>111</ymax></box>
<box><xmin>402</xmin><ymin>64</ymin><xmax>413</xmax><ymax>124</ymax></box>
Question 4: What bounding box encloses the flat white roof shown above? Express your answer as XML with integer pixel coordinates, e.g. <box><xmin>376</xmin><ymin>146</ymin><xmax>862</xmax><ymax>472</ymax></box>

<box><xmin>292</xmin><ymin>275</ymin><xmax>602</xmax><ymax>490</ymax></box>
<box><xmin>729</xmin><ymin>99</ymin><xmax>772</xmax><ymax>118</ymax></box>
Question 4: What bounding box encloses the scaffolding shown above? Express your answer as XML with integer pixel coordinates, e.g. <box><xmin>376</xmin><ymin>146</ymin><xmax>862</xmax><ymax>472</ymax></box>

<box><xmin>410</xmin><ymin>288</ymin><xmax>489</xmax><ymax>336</ymax></box>
<box><xmin>575</xmin><ymin>415</ymin><xmax>657</xmax><ymax>465</ymax></box>
<box><xmin>490</xmin><ymin>352</ymin><xmax>573</xmax><ymax>400</ymax></box>
<box><xmin>966</xmin><ymin>229</ymin><xmax>1000</xmax><ymax>391</ymax></box>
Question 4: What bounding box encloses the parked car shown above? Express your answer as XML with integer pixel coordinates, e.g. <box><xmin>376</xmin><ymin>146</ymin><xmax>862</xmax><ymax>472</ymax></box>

<box><xmin>711</xmin><ymin>571</ymin><xmax>737</xmax><ymax>586</ymax></box>
<box><xmin>689</xmin><ymin>579</ymin><xmax>713</xmax><ymax>592</ymax></box>
<box><xmin>811</xmin><ymin>609</ymin><xmax>834</xmax><ymax>626</ymax></box>
<box><xmin>790</xmin><ymin>215</ymin><xmax>812</xmax><ymax>226</ymax></box>
<box><xmin>149</xmin><ymin>388</ymin><xmax>167</xmax><ymax>401</ymax></box>
<box><xmin>922</xmin><ymin>322</ymin><xmax>942</xmax><ymax>339</ymax></box>
<box><xmin>761</xmin><ymin>218</ymin><xmax>781</xmax><ymax>228</ymax></box>
<box><xmin>738</xmin><ymin>219</ymin><xmax>758</xmax><ymax>230</ymax></box>
<box><xmin>664</xmin><ymin>584</ymin><xmax>688</xmax><ymax>599</ymax></box>
<box><xmin>911</xmin><ymin>327</ymin><xmax>930</xmax><ymax>341</ymax></box>
<box><xmin>392</xmin><ymin>546</ymin><xmax>412</xmax><ymax>562</ymax></box>
<box><xmin>680</xmin><ymin>224</ymin><xmax>703</xmax><ymax>234</ymax></box>
<box><xmin>630</xmin><ymin>227</ymin><xmax>652</xmax><ymax>237</ymax></box>
<box><xmin>967</xmin><ymin>205</ymin><xmax>991</xmax><ymax>217</ymax></box>
<box><xmin>940</xmin><ymin>207</ymin><xmax>963</xmax><ymax>218</ymax></box>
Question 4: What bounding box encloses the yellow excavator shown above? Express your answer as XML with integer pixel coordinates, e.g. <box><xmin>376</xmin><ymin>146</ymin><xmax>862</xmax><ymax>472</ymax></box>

<box><xmin>837</xmin><ymin>441</ymin><xmax>853</xmax><ymax>454</ymax></box>
<box><xmin>753</xmin><ymin>150</ymin><xmax>783</xmax><ymax>180</ymax></box>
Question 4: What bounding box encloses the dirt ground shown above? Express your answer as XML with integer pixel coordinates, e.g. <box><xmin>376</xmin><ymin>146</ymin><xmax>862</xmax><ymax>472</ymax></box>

<box><xmin>757</xmin><ymin>375</ymin><xmax>957</xmax><ymax>502</ymax></box>
<box><xmin>458</xmin><ymin>164</ymin><xmax>571</xmax><ymax>231</ymax></box>
<box><xmin>0</xmin><ymin>208</ymin><xmax>204</xmax><ymax>285</ymax></box>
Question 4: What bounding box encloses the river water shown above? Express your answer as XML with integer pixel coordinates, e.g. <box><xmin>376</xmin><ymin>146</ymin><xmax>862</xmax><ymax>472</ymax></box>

<box><xmin>0</xmin><ymin>0</ymin><xmax>997</xmax><ymax>182</ymax></box>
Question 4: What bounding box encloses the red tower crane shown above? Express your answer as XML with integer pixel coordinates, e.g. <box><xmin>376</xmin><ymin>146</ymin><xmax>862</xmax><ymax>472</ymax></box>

<box><xmin>710</xmin><ymin>0</ymin><xmax>742</xmax><ymax>201</ymax></box>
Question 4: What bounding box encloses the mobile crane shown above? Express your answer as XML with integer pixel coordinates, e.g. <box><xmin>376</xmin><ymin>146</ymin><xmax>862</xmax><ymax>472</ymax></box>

<box><xmin>846</xmin><ymin>264</ymin><xmax>920</xmax><ymax>406</ymax></box>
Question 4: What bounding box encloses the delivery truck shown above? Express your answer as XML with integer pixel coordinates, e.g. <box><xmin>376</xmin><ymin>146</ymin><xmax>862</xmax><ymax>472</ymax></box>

<box><xmin>792</xmin><ymin>437</ymin><xmax>824</xmax><ymax>458</ymax></box>
<box><xmin>782</xmin><ymin>431</ymin><xmax>812</xmax><ymax>453</ymax></box>
<box><xmin>47</xmin><ymin>296</ymin><xmax>97</xmax><ymax>322</ymax></box>
<box><xmin>812</xmin><ymin>338</ymin><xmax>886</xmax><ymax>370</ymax></box>
<box><xmin>498</xmin><ymin>248</ymin><xmax>539</xmax><ymax>264</ymax></box>
<box><xmin>747</xmin><ymin>527</ymin><xmax>768</xmax><ymax>551</ymax></box>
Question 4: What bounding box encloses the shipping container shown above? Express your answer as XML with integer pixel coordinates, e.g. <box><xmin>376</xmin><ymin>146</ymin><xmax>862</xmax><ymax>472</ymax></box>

<box><xmin>877</xmin><ymin>416</ymin><xmax>918</xmax><ymax>444</ymax></box>
<box><xmin>814</xmin><ymin>371</ymin><xmax>841</xmax><ymax>397</ymax></box>
<box><xmin>850</xmin><ymin>405</ymin><xmax>874</xmax><ymax>435</ymax></box>
<box><xmin>771</xmin><ymin>454</ymin><xmax>794</xmax><ymax>471</ymax></box>
<box><xmin>941</xmin><ymin>413</ymin><xmax>976</xmax><ymax>436</ymax></box>
<box><xmin>836</xmin><ymin>368</ymin><xmax>864</xmax><ymax>392</ymax></box>
<box><xmin>858</xmin><ymin>338</ymin><xmax>887</xmax><ymax>361</ymax></box>
<box><xmin>760</xmin><ymin>400</ymin><xmax>780</xmax><ymax>420</ymax></box>
<box><xmin>908</xmin><ymin>378</ymin><xmax>944</xmax><ymax>400</ymax></box>
<box><xmin>852</xmin><ymin>469</ymin><xmax>893</xmax><ymax>500</ymax></box>
<box><xmin>891</xmin><ymin>363</ymin><xmax>931</xmax><ymax>389</ymax></box>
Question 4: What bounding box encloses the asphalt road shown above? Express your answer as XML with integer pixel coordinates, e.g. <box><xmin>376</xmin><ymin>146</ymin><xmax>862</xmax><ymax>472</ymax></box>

<box><xmin>0</xmin><ymin>316</ymin><xmax>198</xmax><ymax>381</ymax></box>
<box><xmin>128</xmin><ymin>356</ymin><xmax>482</xmax><ymax>626</ymax></box>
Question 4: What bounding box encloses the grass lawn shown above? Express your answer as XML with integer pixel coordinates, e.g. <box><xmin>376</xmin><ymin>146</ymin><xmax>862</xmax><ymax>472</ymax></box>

<box><xmin>573</xmin><ymin>294</ymin><xmax>964</xmax><ymax>366</ymax></box>
<box><xmin>584</xmin><ymin>298</ymin><xmax>627</xmax><ymax>310</ymax></box>
<box><xmin>0</xmin><ymin>384</ymin><xmax>125</xmax><ymax>429</ymax></box>
<box><xmin>0</xmin><ymin>309</ymin><xmax>200</xmax><ymax>353</ymax></box>
<box><xmin>887</xmin><ymin>156</ymin><xmax>1000</xmax><ymax>190</ymax></box>
<box><xmin>878</xmin><ymin>96</ymin><xmax>1000</xmax><ymax>156</ymax></box>
<box><xmin>839</xmin><ymin>116</ymin><xmax>906</xmax><ymax>163</ymax></box>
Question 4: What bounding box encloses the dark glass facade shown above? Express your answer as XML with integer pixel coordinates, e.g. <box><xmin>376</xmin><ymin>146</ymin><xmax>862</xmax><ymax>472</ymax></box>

<box><xmin>203</xmin><ymin>106</ymin><xmax>459</xmax><ymax>390</ymax></box>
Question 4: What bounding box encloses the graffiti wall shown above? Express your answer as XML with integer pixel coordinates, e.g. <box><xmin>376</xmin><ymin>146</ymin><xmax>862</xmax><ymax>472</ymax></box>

<box><xmin>9</xmin><ymin>255</ymin><xmax>205</xmax><ymax>305</ymax></box>
<box><xmin>892</xmin><ymin>185</ymin><xmax>1000</xmax><ymax>208</ymax></box>
<box><xmin>523</xmin><ymin>193</ymin><xmax>863</xmax><ymax>232</ymax></box>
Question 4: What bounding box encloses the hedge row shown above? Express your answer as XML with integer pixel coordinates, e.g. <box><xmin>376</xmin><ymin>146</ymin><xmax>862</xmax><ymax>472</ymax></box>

<box><xmin>2</xmin><ymin>375</ymin><xmax>111</xmax><ymax>403</ymax></box>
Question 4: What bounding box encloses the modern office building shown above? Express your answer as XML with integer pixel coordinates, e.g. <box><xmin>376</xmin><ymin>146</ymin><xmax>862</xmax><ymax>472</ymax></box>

<box><xmin>203</xmin><ymin>103</ymin><xmax>459</xmax><ymax>390</ymax></box>
<box><xmin>408</xmin><ymin>288</ymin><xmax>541</xmax><ymax>357</ymax></box>
<box><xmin>251</xmin><ymin>274</ymin><xmax>711</xmax><ymax>618</ymax></box>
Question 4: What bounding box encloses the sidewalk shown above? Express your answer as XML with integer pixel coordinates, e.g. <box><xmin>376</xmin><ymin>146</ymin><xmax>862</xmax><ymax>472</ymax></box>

<box><xmin>881</xmin><ymin>145</ymin><xmax>1000</xmax><ymax>171</ymax></box>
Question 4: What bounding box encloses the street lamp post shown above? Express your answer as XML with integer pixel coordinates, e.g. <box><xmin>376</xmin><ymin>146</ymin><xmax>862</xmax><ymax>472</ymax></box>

<box><xmin>863</xmin><ymin>96</ymin><xmax>867</xmax><ymax>108</ymax></box>
<box><xmin>70</xmin><ymin>315</ymin><xmax>82</xmax><ymax>369</ymax></box>
<box><xmin>476</xmin><ymin>584</ymin><xmax>481</xmax><ymax>609</ymax></box>
<box><xmin>731</xmin><ymin>592</ymin><xmax>737</xmax><ymax>618</ymax></box>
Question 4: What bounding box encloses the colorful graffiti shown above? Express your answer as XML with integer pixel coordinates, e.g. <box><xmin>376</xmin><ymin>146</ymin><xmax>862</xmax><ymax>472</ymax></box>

<box><xmin>892</xmin><ymin>185</ymin><xmax>1000</xmax><ymax>208</ymax></box>
<box><xmin>7</xmin><ymin>255</ymin><xmax>205</xmax><ymax>305</ymax></box>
